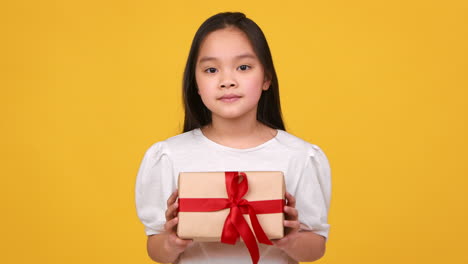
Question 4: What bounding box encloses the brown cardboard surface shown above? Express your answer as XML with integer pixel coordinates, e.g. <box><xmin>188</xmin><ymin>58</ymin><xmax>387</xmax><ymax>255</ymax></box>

<box><xmin>177</xmin><ymin>171</ymin><xmax>285</xmax><ymax>242</ymax></box>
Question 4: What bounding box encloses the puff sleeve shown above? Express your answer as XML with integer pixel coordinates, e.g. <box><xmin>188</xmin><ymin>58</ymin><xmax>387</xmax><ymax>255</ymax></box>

<box><xmin>295</xmin><ymin>144</ymin><xmax>331</xmax><ymax>240</ymax></box>
<box><xmin>135</xmin><ymin>141</ymin><xmax>176</xmax><ymax>236</ymax></box>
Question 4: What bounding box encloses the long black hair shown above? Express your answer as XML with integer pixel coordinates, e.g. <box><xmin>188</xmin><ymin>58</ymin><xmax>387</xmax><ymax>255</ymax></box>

<box><xmin>182</xmin><ymin>12</ymin><xmax>285</xmax><ymax>132</ymax></box>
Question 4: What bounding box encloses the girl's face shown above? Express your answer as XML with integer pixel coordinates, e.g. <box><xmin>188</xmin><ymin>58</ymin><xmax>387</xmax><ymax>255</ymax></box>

<box><xmin>195</xmin><ymin>27</ymin><xmax>271</xmax><ymax>122</ymax></box>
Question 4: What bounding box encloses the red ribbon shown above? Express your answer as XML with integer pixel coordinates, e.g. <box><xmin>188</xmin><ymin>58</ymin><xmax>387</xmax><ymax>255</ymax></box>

<box><xmin>178</xmin><ymin>171</ymin><xmax>284</xmax><ymax>264</ymax></box>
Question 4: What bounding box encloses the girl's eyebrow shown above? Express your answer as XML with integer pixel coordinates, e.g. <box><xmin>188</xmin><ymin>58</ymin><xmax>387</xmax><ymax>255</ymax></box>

<box><xmin>198</xmin><ymin>53</ymin><xmax>256</xmax><ymax>64</ymax></box>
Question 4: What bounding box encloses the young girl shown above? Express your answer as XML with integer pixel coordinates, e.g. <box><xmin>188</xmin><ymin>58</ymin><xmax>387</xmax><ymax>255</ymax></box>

<box><xmin>135</xmin><ymin>12</ymin><xmax>331</xmax><ymax>264</ymax></box>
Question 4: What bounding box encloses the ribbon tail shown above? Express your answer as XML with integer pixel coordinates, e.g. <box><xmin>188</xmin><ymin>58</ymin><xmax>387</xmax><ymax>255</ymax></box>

<box><xmin>247</xmin><ymin>206</ymin><xmax>273</xmax><ymax>245</ymax></box>
<box><xmin>221</xmin><ymin>212</ymin><xmax>239</xmax><ymax>245</ymax></box>
<box><xmin>231</xmin><ymin>207</ymin><xmax>260</xmax><ymax>264</ymax></box>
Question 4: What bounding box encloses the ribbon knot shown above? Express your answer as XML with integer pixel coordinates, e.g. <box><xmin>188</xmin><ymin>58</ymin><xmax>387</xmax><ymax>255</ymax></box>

<box><xmin>237</xmin><ymin>198</ymin><xmax>248</xmax><ymax>205</ymax></box>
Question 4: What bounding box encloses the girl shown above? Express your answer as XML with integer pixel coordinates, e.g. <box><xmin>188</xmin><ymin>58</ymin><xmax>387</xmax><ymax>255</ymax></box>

<box><xmin>135</xmin><ymin>12</ymin><xmax>331</xmax><ymax>264</ymax></box>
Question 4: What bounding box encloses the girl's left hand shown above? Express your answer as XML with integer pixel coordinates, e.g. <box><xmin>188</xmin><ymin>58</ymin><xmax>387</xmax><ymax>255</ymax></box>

<box><xmin>271</xmin><ymin>192</ymin><xmax>301</xmax><ymax>249</ymax></box>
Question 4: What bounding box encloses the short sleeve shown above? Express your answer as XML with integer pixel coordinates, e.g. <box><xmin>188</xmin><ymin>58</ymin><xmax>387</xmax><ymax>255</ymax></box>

<box><xmin>134</xmin><ymin>141</ymin><xmax>176</xmax><ymax>236</ymax></box>
<box><xmin>295</xmin><ymin>144</ymin><xmax>331</xmax><ymax>240</ymax></box>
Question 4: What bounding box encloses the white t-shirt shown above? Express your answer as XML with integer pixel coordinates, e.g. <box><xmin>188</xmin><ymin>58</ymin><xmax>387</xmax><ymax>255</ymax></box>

<box><xmin>135</xmin><ymin>128</ymin><xmax>331</xmax><ymax>264</ymax></box>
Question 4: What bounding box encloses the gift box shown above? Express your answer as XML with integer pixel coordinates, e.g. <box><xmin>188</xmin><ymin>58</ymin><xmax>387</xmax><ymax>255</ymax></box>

<box><xmin>177</xmin><ymin>171</ymin><xmax>285</xmax><ymax>243</ymax></box>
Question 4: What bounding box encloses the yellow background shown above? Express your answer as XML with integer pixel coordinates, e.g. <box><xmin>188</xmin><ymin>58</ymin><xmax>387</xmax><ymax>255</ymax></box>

<box><xmin>1</xmin><ymin>0</ymin><xmax>467</xmax><ymax>263</ymax></box>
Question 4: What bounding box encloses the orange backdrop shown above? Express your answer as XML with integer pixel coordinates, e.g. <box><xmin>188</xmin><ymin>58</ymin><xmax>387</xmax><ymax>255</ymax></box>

<box><xmin>1</xmin><ymin>0</ymin><xmax>467</xmax><ymax>263</ymax></box>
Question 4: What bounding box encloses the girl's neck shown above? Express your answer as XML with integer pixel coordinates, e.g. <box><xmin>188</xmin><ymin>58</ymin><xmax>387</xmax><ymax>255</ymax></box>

<box><xmin>201</xmin><ymin>117</ymin><xmax>277</xmax><ymax>149</ymax></box>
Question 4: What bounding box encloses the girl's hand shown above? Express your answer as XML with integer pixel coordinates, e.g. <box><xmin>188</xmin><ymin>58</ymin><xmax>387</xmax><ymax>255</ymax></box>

<box><xmin>271</xmin><ymin>192</ymin><xmax>301</xmax><ymax>249</ymax></box>
<box><xmin>163</xmin><ymin>189</ymin><xmax>193</xmax><ymax>253</ymax></box>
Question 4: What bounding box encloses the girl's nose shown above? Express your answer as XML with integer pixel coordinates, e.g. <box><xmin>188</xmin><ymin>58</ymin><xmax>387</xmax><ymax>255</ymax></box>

<box><xmin>220</xmin><ymin>82</ymin><xmax>236</xmax><ymax>88</ymax></box>
<box><xmin>219</xmin><ymin>75</ymin><xmax>237</xmax><ymax>88</ymax></box>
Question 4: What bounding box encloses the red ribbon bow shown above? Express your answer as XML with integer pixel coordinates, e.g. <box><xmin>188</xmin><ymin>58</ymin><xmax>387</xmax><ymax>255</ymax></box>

<box><xmin>178</xmin><ymin>171</ymin><xmax>284</xmax><ymax>264</ymax></box>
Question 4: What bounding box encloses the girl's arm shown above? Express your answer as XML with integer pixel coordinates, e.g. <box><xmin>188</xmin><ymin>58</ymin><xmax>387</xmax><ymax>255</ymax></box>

<box><xmin>272</xmin><ymin>192</ymin><xmax>326</xmax><ymax>262</ymax></box>
<box><xmin>147</xmin><ymin>190</ymin><xmax>193</xmax><ymax>263</ymax></box>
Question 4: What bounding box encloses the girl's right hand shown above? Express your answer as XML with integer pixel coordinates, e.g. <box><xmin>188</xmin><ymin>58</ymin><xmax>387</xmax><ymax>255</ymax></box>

<box><xmin>163</xmin><ymin>189</ymin><xmax>193</xmax><ymax>253</ymax></box>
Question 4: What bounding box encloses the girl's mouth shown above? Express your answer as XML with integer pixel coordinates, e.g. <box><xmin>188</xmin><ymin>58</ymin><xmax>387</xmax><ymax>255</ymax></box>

<box><xmin>219</xmin><ymin>95</ymin><xmax>242</xmax><ymax>102</ymax></box>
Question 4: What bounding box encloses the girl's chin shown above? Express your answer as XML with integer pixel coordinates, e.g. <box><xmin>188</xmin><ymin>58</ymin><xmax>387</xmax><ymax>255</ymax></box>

<box><xmin>211</xmin><ymin>112</ymin><xmax>254</xmax><ymax>121</ymax></box>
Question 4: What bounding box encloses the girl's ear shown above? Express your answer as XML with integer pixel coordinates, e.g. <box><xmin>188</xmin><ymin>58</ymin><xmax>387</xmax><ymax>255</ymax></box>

<box><xmin>262</xmin><ymin>77</ymin><xmax>271</xmax><ymax>91</ymax></box>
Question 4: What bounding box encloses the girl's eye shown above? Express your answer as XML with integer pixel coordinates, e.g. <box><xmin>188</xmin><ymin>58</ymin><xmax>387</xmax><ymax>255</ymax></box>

<box><xmin>238</xmin><ymin>65</ymin><xmax>251</xmax><ymax>71</ymax></box>
<box><xmin>205</xmin><ymin>68</ymin><xmax>217</xmax><ymax>73</ymax></box>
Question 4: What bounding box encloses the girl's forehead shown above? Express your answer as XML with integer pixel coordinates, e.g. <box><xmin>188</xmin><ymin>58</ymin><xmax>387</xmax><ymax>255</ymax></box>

<box><xmin>197</xmin><ymin>28</ymin><xmax>256</xmax><ymax>60</ymax></box>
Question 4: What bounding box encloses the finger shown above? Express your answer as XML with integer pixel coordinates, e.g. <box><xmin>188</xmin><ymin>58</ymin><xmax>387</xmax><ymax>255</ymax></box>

<box><xmin>166</xmin><ymin>189</ymin><xmax>179</xmax><ymax>208</ymax></box>
<box><xmin>165</xmin><ymin>201</ymin><xmax>179</xmax><ymax>220</ymax></box>
<box><xmin>271</xmin><ymin>236</ymin><xmax>290</xmax><ymax>249</ymax></box>
<box><xmin>167</xmin><ymin>233</ymin><xmax>193</xmax><ymax>250</ymax></box>
<box><xmin>174</xmin><ymin>237</ymin><xmax>194</xmax><ymax>248</ymax></box>
<box><xmin>285</xmin><ymin>192</ymin><xmax>296</xmax><ymax>208</ymax></box>
<box><xmin>284</xmin><ymin>206</ymin><xmax>298</xmax><ymax>220</ymax></box>
<box><xmin>284</xmin><ymin>220</ymin><xmax>300</xmax><ymax>230</ymax></box>
<box><xmin>164</xmin><ymin>216</ymin><xmax>179</xmax><ymax>232</ymax></box>
<box><xmin>168</xmin><ymin>232</ymin><xmax>178</xmax><ymax>245</ymax></box>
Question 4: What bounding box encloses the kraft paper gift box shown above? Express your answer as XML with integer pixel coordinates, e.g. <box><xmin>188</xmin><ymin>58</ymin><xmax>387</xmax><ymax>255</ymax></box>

<box><xmin>177</xmin><ymin>171</ymin><xmax>285</xmax><ymax>242</ymax></box>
